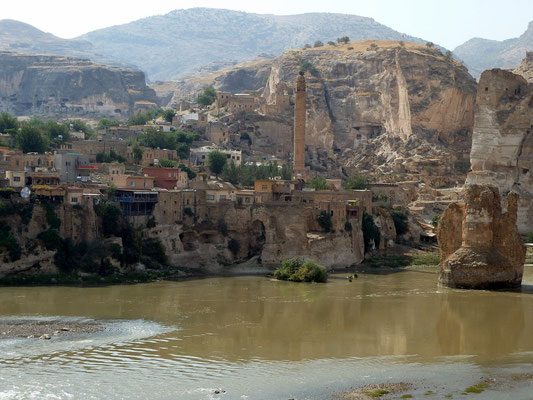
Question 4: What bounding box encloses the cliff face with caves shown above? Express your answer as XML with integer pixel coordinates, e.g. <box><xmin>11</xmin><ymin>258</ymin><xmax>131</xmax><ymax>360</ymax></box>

<box><xmin>262</xmin><ymin>41</ymin><xmax>477</xmax><ymax>183</ymax></box>
<box><xmin>0</xmin><ymin>51</ymin><xmax>158</xmax><ymax>118</ymax></box>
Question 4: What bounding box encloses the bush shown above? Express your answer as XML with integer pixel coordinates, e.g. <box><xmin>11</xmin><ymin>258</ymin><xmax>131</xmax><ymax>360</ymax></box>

<box><xmin>344</xmin><ymin>221</ymin><xmax>352</xmax><ymax>232</ymax></box>
<box><xmin>390</xmin><ymin>210</ymin><xmax>408</xmax><ymax>235</ymax></box>
<box><xmin>0</xmin><ymin>221</ymin><xmax>22</xmax><ymax>261</ymax></box>
<box><xmin>96</xmin><ymin>202</ymin><xmax>123</xmax><ymax>237</ymax></box>
<box><xmin>141</xmin><ymin>237</ymin><xmax>167</xmax><ymax>266</ymax></box>
<box><xmin>526</xmin><ymin>232</ymin><xmax>533</xmax><ymax>243</ymax></box>
<box><xmin>300</xmin><ymin>60</ymin><xmax>318</xmax><ymax>75</ymax></box>
<box><xmin>308</xmin><ymin>177</ymin><xmax>328</xmax><ymax>190</ymax></box>
<box><xmin>228</xmin><ymin>238</ymin><xmax>240</xmax><ymax>255</ymax></box>
<box><xmin>146</xmin><ymin>216</ymin><xmax>156</xmax><ymax>228</ymax></box>
<box><xmin>314</xmin><ymin>40</ymin><xmax>323</xmax><ymax>47</ymax></box>
<box><xmin>344</xmin><ymin>175</ymin><xmax>370</xmax><ymax>190</ymax></box>
<box><xmin>184</xmin><ymin>207</ymin><xmax>194</xmax><ymax>217</ymax></box>
<box><xmin>45</xmin><ymin>204</ymin><xmax>61</xmax><ymax>229</ymax></box>
<box><xmin>317</xmin><ymin>210</ymin><xmax>332</xmax><ymax>232</ymax></box>
<box><xmin>362</xmin><ymin>211</ymin><xmax>380</xmax><ymax>252</ymax></box>
<box><xmin>274</xmin><ymin>258</ymin><xmax>328</xmax><ymax>283</ymax></box>
<box><xmin>38</xmin><ymin>228</ymin><xmax>62</xmax><ymax>251</ymax></box>
<box><xmin>431</xmin><ymin>215</ymin><xmax>440</xmax><ymax>228</ymax></box>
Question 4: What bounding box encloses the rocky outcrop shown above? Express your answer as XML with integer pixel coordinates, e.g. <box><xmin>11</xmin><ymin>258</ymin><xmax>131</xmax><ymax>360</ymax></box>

<box><xmin>150</xmin><ymin>202</ymin><xmax>365</xmax><ymax>272</ymax></box>
<box><xmin>0</xmin><ymin>51</ymin><xmax>158</xmax><ymax>118</ymax></box>
<box><xmin>437</xmin><ymin>184</ymin><xmax>525</xmax><ymax>289</ymax></box>
<box><xmin>466</xmin><ymin>60</ymin><xmax>533</xmax><ymax>233</ymax></box>
<box><xmin>262</xmin><ymin>41</ymin><xmax>476</xmax><ymax>184</ymax></box>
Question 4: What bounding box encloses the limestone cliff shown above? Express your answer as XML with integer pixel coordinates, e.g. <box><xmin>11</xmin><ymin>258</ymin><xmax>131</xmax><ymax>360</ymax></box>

<box><xmin>437</xmin><ymin>185</ymin><xmax>525</xmax><ymax>289</ymax></box>
<box><xmin>0</xmin><ymin>51</ymin><xmax>158</xmax><ymax>118</ymax></box>
<box><xmin>466</xmin><ymin>58</ymin><xmax>533</xmax><ymax>233</ymax></box>
<box><xmin>262</xmin><ymin>41</ymin><xmax>476</xmax><ymax>183</ymax></box>
<box><xmin>150</xmin><ymin>202</ymin><xmax>365</xmax><ymax>272</ymax></box>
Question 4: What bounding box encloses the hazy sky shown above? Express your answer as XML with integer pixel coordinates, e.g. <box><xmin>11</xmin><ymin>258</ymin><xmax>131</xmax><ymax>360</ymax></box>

<box><xmin>2</xmin><ymin>0</ymin><xmax>533</xmax><ymax>49</ymax></box>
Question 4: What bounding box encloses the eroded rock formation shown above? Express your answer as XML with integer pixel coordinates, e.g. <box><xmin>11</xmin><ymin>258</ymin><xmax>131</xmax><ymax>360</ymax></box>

<box><xmin>467</xmin><ymin>56</ymin><xmax>533</xmax><ymax>233</ymax></box>
<box><xmin>0</xmin><ymin>51</ymin><xmax>158</xmax><ymax>118</ymax></box>
<box><xmin>437</xmin><ymin>184</ymin><xmax>525</xmax><ymax>289</ymax></box>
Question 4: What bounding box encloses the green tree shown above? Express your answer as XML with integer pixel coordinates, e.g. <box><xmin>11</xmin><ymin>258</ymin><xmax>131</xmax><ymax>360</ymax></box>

<box><xmin>222</xmin><ymin>161</ymin><xmax>239</xmax><ymax>184</ymax></box>
<box><xmin>390</xmin><ymin>210</ymin><xmax>408</xmax><ymax>235</ymax></box>
<box><xmin>362</xmin><ymin>211</ymin><xmax>381</xmax><ymax>252</ymax></box>
<box><xmin>207</xmin><ymin>150</ymin><xmax>227</xmax><ymax>178</ymax></box>
<box><xmin>198</xmin><ymin>87</ymin><xmax>217</xmax><ymax>106</ymax></box>
<box><xmin>308</xmin><ymin>177</ymin><xmax>328</xmax><ymax>190</ymax></box>
<box><xmin>0</xmin><ymin>112</ymin><xmax>18</xmax><ymax>133</ymax></box>
<box><xmin>179</xmin><ymin>163</ymin><xmax>197</xmax><ymax>180</ymax></box>
<box><xmin>69</xmin><ymin>119</ymin><xmax>94</xmax><ymax>137</ymax></box>
<box><xmin>96</xmin><ymin>202</ymin><xmax>123</xmax><ymax>237</ymax></box>
<box><xmin>97</xmin><ymin>118</ymin><xmax>120</xmax><ymax>130</ymax></box>
<box><xmin>344</xmin><ymin>175</ymin><xmax>370</xmax><ymax>190</ymax></box>
<box><xmin>158</xmin><ymin>158</ymin><xmax>178</xmax><ymax>168</ymax></box>
<box><xmin>280</xmin><ymin>164</ymin><xmax>293</xmax><ymax>180</ymax></box>
<box><xmin>337</xmin><ymin>36</ymin><xmax>350</xmax><ymax>44</ymax></box>
<box><xmin>317</xmin><ymin>210</ymin><xmax>332</xmax><ymax>232</ymax></box>
<box><xmin>44</xmin><ymin>120</ymin><xmax>70</xmax><ymax>142</ymax></box>
<box><xmin>426</xmin><ymin>41</ymin><xmax>435</xmax><ymax>48</ymax></box>
<box><xmin>15</xmin><ymin>126</ymin><xmax>48</xmax><ymax>153</ymax></box>
<box><xmin>162</xmin><ymin>109</ymin><xmax>176</xmax><ymax>123</ymax></box>
<box><xmin>314</xmin><ymin>40</ymin><xmax>324</xmax><ymax>47</ymax></box>
<box><xmin>431</xmin><ymin>215</ymin><xmax>440</xmax><ymax>228</ymax></box>
<box><xmin>132</xmin><ymin>142</ymin><xmax>143</xmax><ymax>165</ymax></box>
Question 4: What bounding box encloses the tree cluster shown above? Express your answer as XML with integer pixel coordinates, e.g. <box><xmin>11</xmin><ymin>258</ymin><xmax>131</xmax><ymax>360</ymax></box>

<box><xmin>137</xmin><ymin>127</ymin><xmax>199</xmax><ymax>159</ymax></box>
<box><xmin>220</xmin><ymin>161</ymin><xmax>293</xmax><ymax>186</ymax></box>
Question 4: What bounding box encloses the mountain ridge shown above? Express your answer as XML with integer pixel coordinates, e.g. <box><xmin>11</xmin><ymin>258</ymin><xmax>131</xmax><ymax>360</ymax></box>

<box><xmin>453</xmin><ymin>21</ymin><xmax>533</xmax><ymax>78</ymax></box>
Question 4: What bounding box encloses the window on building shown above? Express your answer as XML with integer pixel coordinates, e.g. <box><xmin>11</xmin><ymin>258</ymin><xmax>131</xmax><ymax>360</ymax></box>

<box><xmin>245</xmin><ymin>197</ymin><xmax>251</xmax><ymax>203</ymax></box>
<box><xmin>130</xmin><ymin>181</ymin><xmax>135</xmax><ymax>187</ymax></box>
<box><xmin>206</xmin><ymin>195</ymin><xmax>215</xmax><ymax>201</ymax></box>
<box><xmin>262</xmin><ymin>185</ymin><xmax>267</xmax><ymax>190</ymax></box>
<box><xmin>168</xmin><ymin>172</ymin><xmax>172</xmax><ymax>177</ymax></box>
<box><xmin>71</xmin><ymin>197</ymin><xmax>78</xmax><ymax>203</ymax></box>
<box><xmin>331</xmin><ymin>210</ymin><xmax>334</xmax><ymax>216</ymax></box>
<box><xmin>13</xmin><ymin>176</ymin><xmax>20</xmax><ymax>182</ymax></box>
<box><xmin>220</xmin><ymin>195</ymin><xmax>226</xmax><ymax>200</ymax></box>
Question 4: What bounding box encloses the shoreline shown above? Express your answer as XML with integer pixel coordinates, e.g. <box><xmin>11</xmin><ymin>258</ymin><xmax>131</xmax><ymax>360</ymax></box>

<box><xmin>0</xmin><ymin>263</ymin><xmax>440</xmax><ymax>287</ymax></box>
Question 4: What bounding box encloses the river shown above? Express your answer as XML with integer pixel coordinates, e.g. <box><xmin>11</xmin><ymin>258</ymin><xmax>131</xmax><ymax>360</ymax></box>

<box><xmin>1</xmin><ymin>267</ymin><xmax>533</xmax><ymax>399</ymax></box>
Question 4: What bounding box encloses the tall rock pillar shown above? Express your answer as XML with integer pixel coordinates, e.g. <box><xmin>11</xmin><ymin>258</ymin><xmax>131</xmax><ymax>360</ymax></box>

<box><xmin>293</xmin><ymin>71</ymin><xmax>306</xmax><ymax>179</ymax></box>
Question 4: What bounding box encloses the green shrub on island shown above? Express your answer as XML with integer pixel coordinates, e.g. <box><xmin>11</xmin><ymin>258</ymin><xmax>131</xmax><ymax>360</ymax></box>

<box><xmin>274</xmin><ymin>258</ymin><xmax>328</xmax><ymax>283</ymax></box>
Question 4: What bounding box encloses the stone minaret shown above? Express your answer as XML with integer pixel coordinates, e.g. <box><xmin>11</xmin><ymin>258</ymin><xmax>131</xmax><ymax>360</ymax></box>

<box><xmin>293</xmin><ymin>71</ymin><xmax>306</xmax><ymax>178</ymax></box>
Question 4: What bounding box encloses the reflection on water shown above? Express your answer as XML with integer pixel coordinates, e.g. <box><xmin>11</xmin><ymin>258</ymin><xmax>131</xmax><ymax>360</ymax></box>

<box><xmin>1</xmin><ymin>267</ymin><xmax>533</xmax><ymax>398</ymax></box>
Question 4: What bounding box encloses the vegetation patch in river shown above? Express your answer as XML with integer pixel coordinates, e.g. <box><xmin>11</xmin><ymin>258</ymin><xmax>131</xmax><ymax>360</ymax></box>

<box><xmin>333</xmin><ymin>382</ymin><xmax>411</xmax><ymax>399</ymax></box>
<box><xmin>273</xmin><ymin>257</ymin><xmax>328</xmax><ymax>283</ymax></box>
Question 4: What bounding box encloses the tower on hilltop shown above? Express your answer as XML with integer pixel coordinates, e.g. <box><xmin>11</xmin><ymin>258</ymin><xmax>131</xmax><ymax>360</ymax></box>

<box><xmin>293</xmin><ymin>71</ymin><xmax>306</xmax><ymax>179</ymax></box>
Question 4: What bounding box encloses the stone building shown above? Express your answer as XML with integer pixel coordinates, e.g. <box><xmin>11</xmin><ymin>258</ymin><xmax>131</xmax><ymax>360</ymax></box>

<box><xmin>54</xmin><ymin>152</ymin><xmax>93</xmax><ymax>182</ymax></box>
<box><xmin>110</xmin><ymin>174</ymin><xmax>154</xmax><ymax>189</ymax></box>
<box><xmin>190</xmin><ymin>146</ymin><xmax>242</xmax><ymax>166</ymax></box>
<box><xmin>127</xmin><ymin>147</ymin><xmax>179</xmax><ymax>167</ymax></box>
<box><xmin>143</xmin><ymin>167</ymin><xmax>188</xmax><ymax>190</ymax></box>
<box><xmin>69</xmin><ymin>140</ymin><xmax>128</xmax><ymax>163</ymax></box>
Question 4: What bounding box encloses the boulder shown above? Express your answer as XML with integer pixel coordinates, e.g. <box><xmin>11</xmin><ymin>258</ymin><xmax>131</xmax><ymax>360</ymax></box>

<box><xmin>437</xmin><ymin>184</ymin><xmax>525</xmax><ymax>289</ymax></box>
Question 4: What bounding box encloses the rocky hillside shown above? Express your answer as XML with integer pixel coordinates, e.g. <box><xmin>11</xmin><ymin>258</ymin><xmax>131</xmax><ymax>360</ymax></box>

<box><xmin>262</xmin><ymin>41</ymin><xmax>476</xmax><ymax>183</ymax></box>
<box><xmin>0</xmin><ymin>52</ymin><xmax>158</xmax><ymax>118</ymax></box>
<box><xmin>80</xmin><ymin>8</ymin><xmax>430</xmax><ymax>80</ymax></box>
<box><xmin>0</xmin><ymin>19</ymin><xmax>125</xmax><ymax>68</ymax></box>
<box><xmin>467</xmin><ymin>55</ymin><xmax>533</xmax><ymax>234</ymax></box>
<box><xmin>152</xmin><ymin>58</ymin><xmax>275</xmax><ymax>106</ymax></box>
<box><xmin>454</xmin><ymin>21</ymin><xmax>533</xmax><ymax>79</ymax></box>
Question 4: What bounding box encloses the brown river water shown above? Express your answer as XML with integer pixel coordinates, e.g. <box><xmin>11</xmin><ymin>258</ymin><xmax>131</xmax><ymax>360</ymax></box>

<box><xmin>1</xmin><ymin>267</ymin><xmax>533</xmax><ymax>399</ymax></box>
